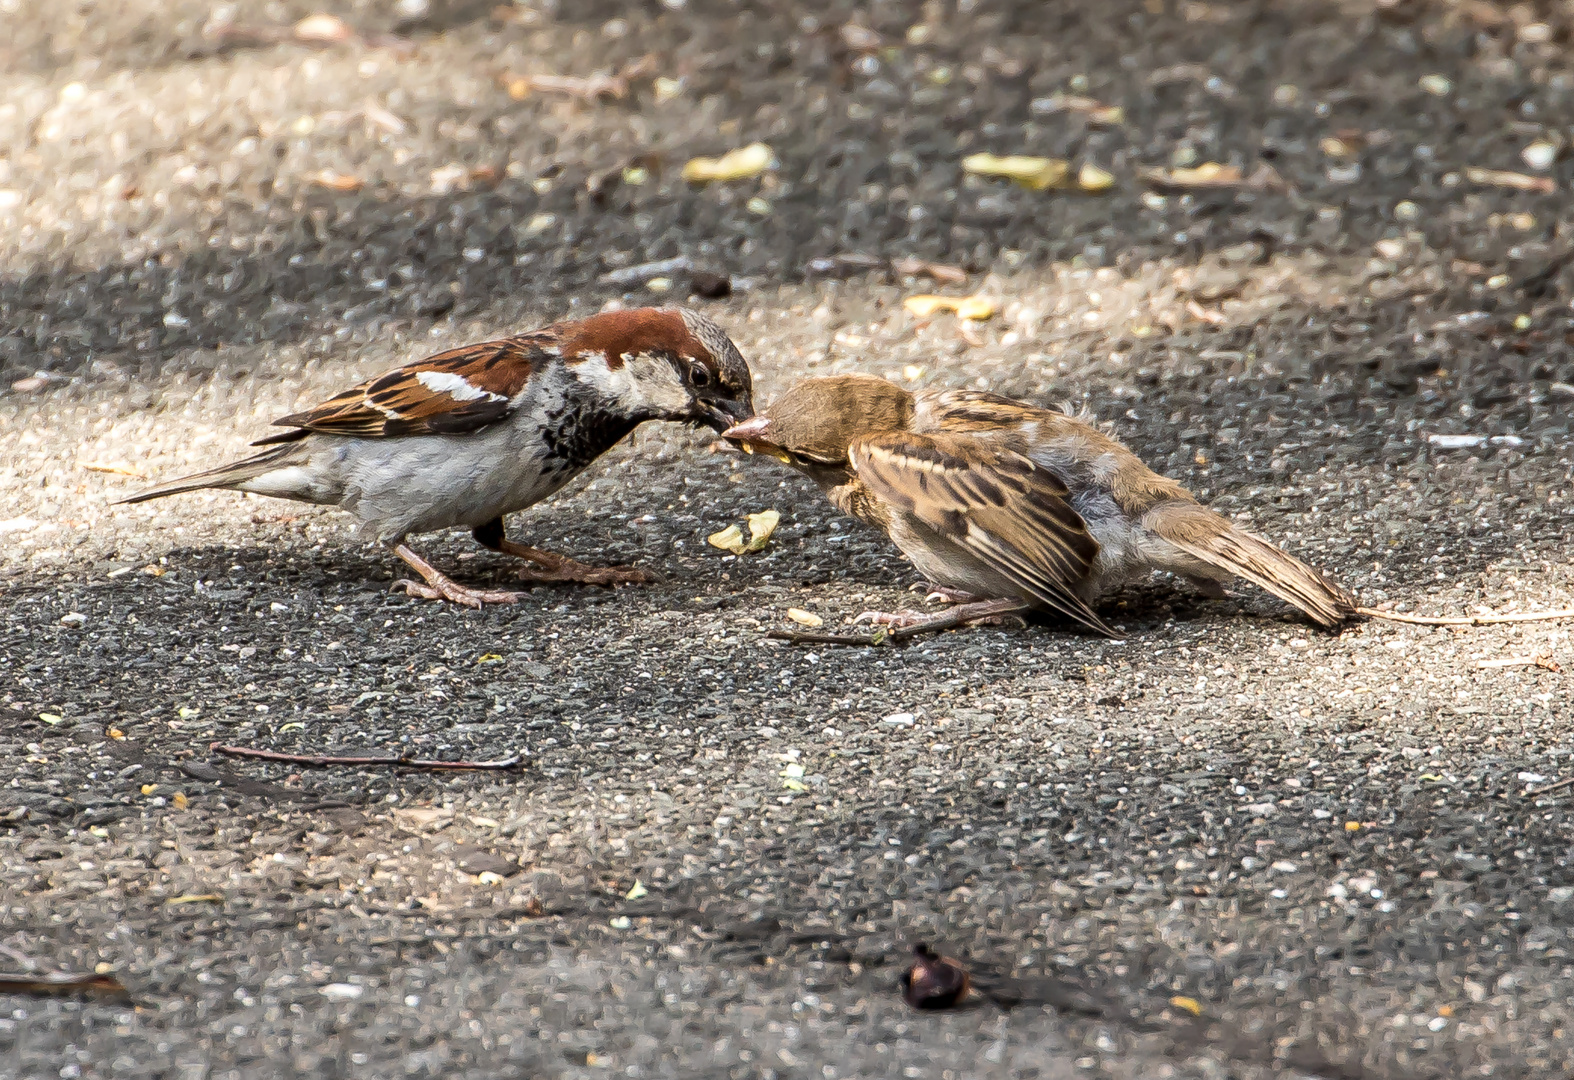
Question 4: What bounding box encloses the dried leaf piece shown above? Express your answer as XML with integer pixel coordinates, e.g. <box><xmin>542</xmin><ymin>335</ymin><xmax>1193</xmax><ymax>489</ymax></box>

<box><xmin>779</xmin><ymin>762</ymin><xmax>808</xmax><ymax>791</ymax></box>
<box><xmin>505</xmin><ymin>72</ymin><xmax>629</xmax><ymax>101</ymax></box>
<box><xmin>1077</xmin><ymin>163</ymin><xmax>1115</xmax><ymax>192</ymax></box>
<box><xmin>682</xmin><ymin>143</ymin><xmax>775</xmax><ymax>183</ymax></box>
<box><xmin>165</xmin><ymin>893</ymin><xmax>223</xmax><ymax>905</ymax></box>
<box><xmin>744</xmin><ymin>510</ymin><xmax>780</xmax><ymax>551</ymax></box>
<box><xmin>707</xmin><ymin>524</ymin><xmax>746</xmax><ymax>552</ymax></box>
<box><xmin>787</xmin><ymin>608</ymin><xmax>824</xmax><ymax>628</ymax></box>
<box><xmin>962</xmin><ymin>153</ymin><xmax>1069</xmax><ymax>191</ymax></box>
<box><xmin>1034</xmin><ymin>94</ymin><xmax>1124</xmax><ymax>126</ymax></box>
<box><xmin>1140</xmin><ymin>161</ymin><xmax>1284</xmax><ymax>193</ymax></box>
<box><xmin>312</xmin><ymin>170</ymin><xmax>363</xmax><ymax>192</ymax></box>
<box><xmin>294</xmin><ymin>14</ymin><xmax>355</xmax><ymax>43</ymax></box>
<box><xmin>890</xmin><ymin>256</ymin><xmax>968</xmax><ymax>285</ymax></box>
<box><xmin>0</xmin><ymin>972</ymin><xmax>130</xmax><ymax>1001</ymax></box>
<box><xmin>904</xmin><ymin>295</ymin><xmax>997</xmax><ymax>320</ymax></box>
<box><xmin>1465</xmin><ymin>167</ymin><xmax>1554</xmax><ymax>194</ymax></box>
<box><xmin>1170</xmin><ymin>995</ymin><xmax>1204</xmax><ymax>1016</ymax></box>
<box><xmin>78</xmin><ymin>461</ymin><xmax>145</xmax><ymax>478</ymax></box>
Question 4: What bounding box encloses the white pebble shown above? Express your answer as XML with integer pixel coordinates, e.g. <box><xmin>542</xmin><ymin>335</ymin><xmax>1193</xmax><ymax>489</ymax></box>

<box><xmin>320</xmin><ymin>983</ymin><xmax>364</xmax><ymax>1001</ymax></box>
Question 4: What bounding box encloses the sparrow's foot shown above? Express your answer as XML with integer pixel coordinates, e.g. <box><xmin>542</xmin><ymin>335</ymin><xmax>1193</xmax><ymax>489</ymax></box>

<box><xmin>391</xmin><ymin>541</ymin><xmax>526</xmax><ymax>609</ymax></box>
<box><xmin>921</xmin><ymin>584</ymin><xmax>985</xmax><ymax>605</ymax></box>
<box><xmin>491</xmin><ymin>536</ymin><xmax>661</xmax><ymax>588</ymax></box>
<box><xmin>391</xmin><ymin>577</ymin><xmax>526</xmax><ymax>609</ymax></box>
<box><xmin>515</xmin><ymin>561</ymin><xmax>658</xmax><ymax>588</ymax></box>
<box><xmin>855</xmin><ymin>598</ymin><xmax>1033</xmax><ymax>639</ymax></box>
<box><xmin>854</xmin><ymin>609</ymin><xmax>929</xmax><ymax>629</ymax></box>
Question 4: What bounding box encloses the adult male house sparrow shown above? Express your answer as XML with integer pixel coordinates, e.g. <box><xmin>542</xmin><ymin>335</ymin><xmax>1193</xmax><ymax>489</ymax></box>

<box><xmin>722</xmin><ymin>375</ymin><xmax>1355</xmax><ymax>637</ymax></box>
<box><xmin>124</xmin><ymin>307</ymin><xmax>754</xmax><ymax>608</ymax></box>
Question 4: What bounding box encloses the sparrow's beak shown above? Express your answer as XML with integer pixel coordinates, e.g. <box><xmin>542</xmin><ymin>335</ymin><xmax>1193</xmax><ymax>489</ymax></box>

<box><xmin>698</xmin><ymin>394</ymin><xmax>755</xmax><ymax>433</ymax></box>
<box><xmin>720</xmin><ymin>416</ymin><xmax>795</xmax><ymax>464</ymax></box>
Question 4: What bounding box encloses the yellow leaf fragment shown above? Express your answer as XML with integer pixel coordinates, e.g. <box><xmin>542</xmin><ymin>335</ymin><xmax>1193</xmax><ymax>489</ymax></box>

<box><xmin>293</xmin><ymin>14</ymin><xmax>354</xmax><ymax>43</ymax></box>
<box><xmin>1170</xmin><ymin>995</ymin><xmax>1203</xmax><ymax>1016</ymax></box>
<box><xmin>476</xmin><ymin>653</ymin><xmax>503</xmax><ymax>664</ymax></box>
<box><xmin>707</xmin><ymin>524</ymin><xmax>746</xmax><ymax>553</ymax></box>
<box><xmin>1077</xmin><ymin>163</ymin><xmax>1116</xmax><ymax>192</ymax></box>
<box><xmin>903</xmin><ymin>295</ymin><xmax>951</xmax><ymax>318</ymax></box>
<box><xmin>787</xmin><ymin>608</ymin><xmax>824</xmax><ymax>628</ymax></box>
<box><xmin>172</xmin><ymin>792</ymin><xmax>189</xmax><ymax>810</ymax></box>
<box><xmin>744</xmin><ymin>510</ymin><xmax>780</xmax><ymax>552</ymax></box>
<box><xmin>682</xmin><ymin>143</ymin><xmax>775</xmax><ymax>183</ymax></box>
<box><xmin>78</xmin><ymin>461</ymin><xmax>146</xmax><ymax>478</ymax></box>
<box><xmin>904</xmin><ymin>295</ymin><xmax>997</xmax><ymax>321</ymax></box>
<box><xmin>106</xmin><ymin>727</ymin><xmax>125</xmax><ymax>740</ymax></box>
<box><xmin>38</xmin><ymin>713</ymin><xmax>63</xmax><ymax>725</ymax></box>
<box><xmin>625</xmin><ymin>880</ymin><xmax>648</xmax><ymax>900</ymax></box>
<box><xmin>962</xmin><ymin>153</ymin><xmax>1069</xmax><ymax>191</ymax></box>
<box><xmin>140</xmin><ymin>784</ymin><xmax>158</xmax><ymax>796</ymax></box>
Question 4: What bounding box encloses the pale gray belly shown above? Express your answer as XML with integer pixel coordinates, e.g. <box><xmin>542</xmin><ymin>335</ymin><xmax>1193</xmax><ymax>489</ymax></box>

<box><xmin>315</xmin><ymin>427</ymin><xmax>579</xmax><ymax>541</ymax></box>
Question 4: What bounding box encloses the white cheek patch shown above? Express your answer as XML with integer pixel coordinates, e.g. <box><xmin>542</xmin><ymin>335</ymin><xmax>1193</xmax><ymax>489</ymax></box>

<box><xmin>415</xmin><ymin>370</ymin><xmax>506</xmax><ymax>402</ymax></box>
<box><xmin>627</xmin><ymin>361</ymin><xmax>693</xmax><ymax>413</ymax></box>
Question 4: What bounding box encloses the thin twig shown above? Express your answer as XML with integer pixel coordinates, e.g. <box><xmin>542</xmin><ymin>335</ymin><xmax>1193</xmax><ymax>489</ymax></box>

<box><xmin>1357</xmin><ymin>606</ymin><xmax>1574</xmax><ymax>627</ymax></box>
<box><xmin>211</xmin><ymin>744</ymin><xmax>523</xmax><ymax>771</ymax></box>
<box><xmin>1476</xmin><ymin>653</ymin><xmax>1562</xmax><ymax>673</ymax></box>
<box><xmin>767</xmin><ymin>629</ymin><xmax>883</xmax><ymax>647</ymax></box>
<box><xmin>0</xmin><ymin>972</ymin><xmax>130</xmax><ymax>1001</ymax></box>
<box><xmin>1524</xmin><ymin>776</ymin><xmax>1574</xmax><ymax>798</ymax></box>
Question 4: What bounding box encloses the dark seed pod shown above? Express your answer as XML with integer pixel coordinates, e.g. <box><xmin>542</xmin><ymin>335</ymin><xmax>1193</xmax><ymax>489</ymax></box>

<box><xmin>900</xmin><ymin>943</ymin><xmax>970</xmax><ymax>1010</ymax></box>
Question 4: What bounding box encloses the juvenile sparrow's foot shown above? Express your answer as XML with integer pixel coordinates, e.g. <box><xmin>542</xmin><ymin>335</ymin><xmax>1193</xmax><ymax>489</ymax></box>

<box><xmin>853</xmin><ymin>609</ymin><xmax>929</xmax><ymax>628</ymax></box>
<box><xmin>922</xmin><ymin>584</ymin><xmax>984</xmax><ymax>605</ymax></box>
<box><xmin>392</xmin><ymin>577</ymin><xmax>526</xmax><ymax>609</ymax></box>
<box><xmin>855</xmin><ymin>598</ymin><xmax>1033</xmax><ymax>639</ymax></box>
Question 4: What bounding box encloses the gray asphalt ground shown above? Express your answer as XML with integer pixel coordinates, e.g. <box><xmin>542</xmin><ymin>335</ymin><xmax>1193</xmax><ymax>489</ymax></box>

<box><xmin>3</xmin><ymin>1</ymin><xmax>1574</xmax><ymax>1077</ymax></box>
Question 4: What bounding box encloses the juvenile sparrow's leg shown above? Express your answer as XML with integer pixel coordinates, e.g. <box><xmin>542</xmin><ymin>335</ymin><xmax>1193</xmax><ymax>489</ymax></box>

<box><xmin>472</xmin><ymin>518</ymin><xmax>658</xmax><ymax>587</ymax></box>
<box><xmin>1183</xmin><ymin>575</ymin><xmax>1229</xmax><ymax>600</ymax></box>
<box><xmin>390</xmin><ymin>543</ymin><xmax>528</xmax><ymax>609</ymax></box>
<box><xmin>853</xmin><ymin>597</ymin><xmax>1032</xmax><ymax>638</ymax></box>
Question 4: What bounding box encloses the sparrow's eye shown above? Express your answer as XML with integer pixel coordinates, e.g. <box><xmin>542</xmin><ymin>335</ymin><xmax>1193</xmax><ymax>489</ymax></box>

<box><xmin>688</xmin><ymin>362</ymin><xmax>711</xmax><ymax>388</ymax></box>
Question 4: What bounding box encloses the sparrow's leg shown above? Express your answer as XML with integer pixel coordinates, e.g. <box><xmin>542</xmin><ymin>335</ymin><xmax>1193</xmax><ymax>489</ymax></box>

<box><xmin>1183</xmin><ymin>574</ymin><xmax>1229</xmax><ymax>600</ymax></box>
<box><xmin>853</xmin><ymin>597</ymin><xmax>1032</xmax><ymax>638</ymax></box>
<box><xmin>389</xmin><ymin>543</ymin><xmax>528</xmax><ymax>609</ymax></box>
<box><xmin>471</xmin><ymin>518</ymin><xmax>658</xmax><ymax>587</ymax></box>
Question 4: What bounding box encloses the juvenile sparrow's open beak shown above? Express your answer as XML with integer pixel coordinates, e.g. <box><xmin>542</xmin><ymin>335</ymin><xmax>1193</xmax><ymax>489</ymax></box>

<box><xmin>697</xmin><ymin>394</ymin><xmax>755</xmax><ymax>433</ymax></box>
<box><xmin>720</xmin><ymin>416</ymin><xmax>794</xmax><ymax>463</ymax></box>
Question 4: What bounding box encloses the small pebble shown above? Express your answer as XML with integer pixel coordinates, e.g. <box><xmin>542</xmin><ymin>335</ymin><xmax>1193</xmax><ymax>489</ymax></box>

<box><xmin>60</xmin><ymin>612</ymin><xmax>87</xmax><ymax>627</ymax></box>
<box><xmin>320</xmin><ymin>983</ymin><xmax>364</xmax><ymax>1001</ymax></box>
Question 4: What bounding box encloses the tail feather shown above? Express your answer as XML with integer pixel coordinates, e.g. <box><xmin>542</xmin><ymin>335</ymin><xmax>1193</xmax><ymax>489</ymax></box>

<box><xmin>118</xmin><ymin>445</ymin><xmax>304</xmax><ymax>505</ymax></box>
<box><xmin>1145</xmin><ymin>503</ymin><xmax>1356</xmax><ymax>628</ymax></box>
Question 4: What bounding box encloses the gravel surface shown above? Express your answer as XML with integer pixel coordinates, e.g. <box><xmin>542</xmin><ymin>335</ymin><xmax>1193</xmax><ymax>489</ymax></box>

<box><xmin>3</xmin><ymin>2</ymin><xmax>1573</xmax><ymax>1078</ymax></box>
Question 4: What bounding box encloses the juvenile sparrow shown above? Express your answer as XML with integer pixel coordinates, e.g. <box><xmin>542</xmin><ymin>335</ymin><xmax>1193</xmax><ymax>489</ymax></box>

<box><xmin>723</xmin><ymin>374</ymin><xmax>1355</xmax><ymax>637</ymax></box>
<box><xmin>124</xmin><ymin>307</ymin><xmax>754</xmax><ymax>608</ymax></box>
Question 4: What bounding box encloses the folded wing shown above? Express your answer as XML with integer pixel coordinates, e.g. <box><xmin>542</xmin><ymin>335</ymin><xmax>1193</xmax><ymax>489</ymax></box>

<box><xmin>849</xmin><ymin>431</ymin><xmax>1116</xmax><ymax>636</ymax></box>
<box><xmin>252</xmin><ymin>336</ymin><xmax>543</xmax><ymax>445</ymax></box>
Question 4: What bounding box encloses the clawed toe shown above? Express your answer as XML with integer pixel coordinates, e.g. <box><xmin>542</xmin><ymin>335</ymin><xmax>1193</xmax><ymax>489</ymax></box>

<box><xmin>853</xmin><ymin>609</ymin><xmax>926</xmax><ymax>628</ymax></box>
<box><xmin>518</xmin><ymin>563</ymin><xmax>660</xmax><ymax>588</ymax></box>
<box><xmin>392</xmin><ymin>577</ymin><xmax>523</xmax><ymax>609</ymax></box>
